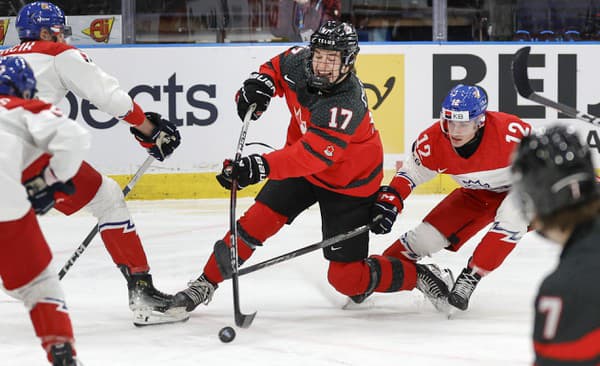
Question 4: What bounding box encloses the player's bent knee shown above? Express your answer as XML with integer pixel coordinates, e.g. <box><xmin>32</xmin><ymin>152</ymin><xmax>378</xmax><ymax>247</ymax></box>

<box><xmin>327</xmin><ymin>261</ymin><xmax>369</xmax><ymax>296</ymax></box>
<box><xmin>85</xmin><ymin>175</ymin><xmax>130</xmax><ymax>224</ymax></box>
<box><xmin>6</xmin><ymin>265</ymin><xmax>65</xmax><ymax>310</ymax></box>
<box><xmin>402</xmin><ymin>222</ymin><xmax>449</xmax><ymax>258</ymax></box>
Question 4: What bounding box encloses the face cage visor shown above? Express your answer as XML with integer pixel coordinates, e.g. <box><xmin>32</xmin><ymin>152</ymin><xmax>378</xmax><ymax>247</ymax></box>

<box><xmin>439</xmin><ymin>108</ymin><xmax>484</xmax><ymax>135</ymax></box>
<box><xmin>49</xmin><ymin>24</ymin><xmax>72</xmax><ymax>38</ymax></box>
<box><xmin>306</xmin><ymin>45</ymin><xmax>356</xmax><ymax>92</ymax></box>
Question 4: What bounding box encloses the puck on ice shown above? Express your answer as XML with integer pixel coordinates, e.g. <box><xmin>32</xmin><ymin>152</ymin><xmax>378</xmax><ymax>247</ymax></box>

<box><xmin>219</xmin><ymin>326</ymin><xmax>236</xmax><ymax>343</ymax></box>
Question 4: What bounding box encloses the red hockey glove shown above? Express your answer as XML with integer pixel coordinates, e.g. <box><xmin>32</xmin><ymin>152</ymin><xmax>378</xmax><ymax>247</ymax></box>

<box><xmin>23</xmin><ymin>167</ymin><xmax>75</xmax><ymax>215</ymax></box>
<box><xmin>370</xmin><ymin>186</ymin><xmax>403</xmax><ymax>234</ymax></box>
<box><xmin>130</xmin><ymin>112</ymin><xmax>181</xmax><ymax>161</ymax></box>
<box><xmin>235</xmin><ymin>73</ymin><xmax>275</xmax><ymax>121</ymax></box>
<box><xmin>216</xmin><ymin>154</ymin><xmax>270</xmax><ymax>190</ymax></box>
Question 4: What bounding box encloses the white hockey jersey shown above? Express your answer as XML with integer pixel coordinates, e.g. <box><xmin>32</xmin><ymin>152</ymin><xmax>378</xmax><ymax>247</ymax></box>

<box><xmin>391</xmin><ymin>111</ymin><xmax>532</xmax><ymax>199</ymax></box>
<box><xmin>0</xmin><ymin>96</ymin><xmax>91</xmax><ymax>220</ymax></box>
<box><xmin>0</xmin><ymin>41</ymin><xmax>145</xmax><ymax>125</ymax></box>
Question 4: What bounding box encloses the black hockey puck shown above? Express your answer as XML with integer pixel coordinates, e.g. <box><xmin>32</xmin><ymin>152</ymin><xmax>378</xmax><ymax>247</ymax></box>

<box><xmin>218</xmin><ymin>326</ymin><xmax>236</xmax><ymax>343</ymax></box>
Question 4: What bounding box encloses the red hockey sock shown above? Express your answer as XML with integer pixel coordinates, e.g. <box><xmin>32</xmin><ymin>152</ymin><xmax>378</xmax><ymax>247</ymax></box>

<box><xmin>327</xmin><ymin>261</ymin><xmax>372</xmax><ymax>296</ymax></box>
<box><xmin>30</xmin><ymin>301</ymin><xmax>76</xmax><ymax>362</ymax></box>
<box><xmin>203</xmin><ymin>202</ymin><xmax>287</xmax><ymax>284</ymax></box>
<box><xmin>101</xmin><ymin>227</ymin><xmax>149</xmax><ymax>273</ymax></box>
<box><xmin>369</xmin><ymin>255</ymin><xmax>417</xmax><ymax>292</ymax></box>
<box><xmin>469</xmin><ymin>231</ymin><xmax>517</xmax><ymax>275</ymax></box>
<box><xmin>382</xmin><ymin>243</ymin><xmax>418</xmax><ymax>290</ymax></box>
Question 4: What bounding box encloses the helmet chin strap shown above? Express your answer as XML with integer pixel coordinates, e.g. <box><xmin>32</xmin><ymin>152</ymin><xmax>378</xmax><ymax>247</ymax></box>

<box><xmin>307</xmin><ymin>62</ymin><xmax>350</xmax><ymax>92</ymax></box>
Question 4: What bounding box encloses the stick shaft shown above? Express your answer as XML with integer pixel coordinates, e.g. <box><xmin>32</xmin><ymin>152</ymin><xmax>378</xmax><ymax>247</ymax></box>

<box><xmin>58</xmin><ymin>156</ymin><xmax>154</xmax><ymax>280</ymax></box>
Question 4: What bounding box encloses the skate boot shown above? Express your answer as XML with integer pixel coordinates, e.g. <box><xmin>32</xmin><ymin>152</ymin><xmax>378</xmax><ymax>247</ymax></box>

<box><xmin>170</xmin><ymin>275</ymin><xmax>217</xmax><ymax>312</ymax></box>
<box><xmin>119</xmin><ymin>265</ymin><xmax>189</xmax><ymax>326</ymax></box>
<box><xmin>448</xmin><ymin>267</ymin><xmax>482</xmax><ymax>311</ymax></box>
<box><xmin>49</xmin><ymin>342</ymin><xmax>81</xmax><ymax>366</ymax></box>
<box><xmin>415</xmin><ymin>263</ymin><xmax>454</xmax><ymax>313</ymax></box>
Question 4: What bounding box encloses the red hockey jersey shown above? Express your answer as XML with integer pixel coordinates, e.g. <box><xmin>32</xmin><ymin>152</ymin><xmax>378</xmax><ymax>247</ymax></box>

<box><xmin>258</xmin><ymin>46</ymin><xmax>383</xmax><ymax>197</ymax></box>
<box><xmin>391</xmin><ymin>111</ymin><xmax>532</xmax><ymax>199</ymax></box>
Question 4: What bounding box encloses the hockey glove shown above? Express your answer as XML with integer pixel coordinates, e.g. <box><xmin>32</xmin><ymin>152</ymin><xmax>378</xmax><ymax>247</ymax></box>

<box><xmin>236</xmin><ymin>72</ymin><xmax>275</xmax><ymax>121</ymax></box>
<box><xmin>370</xmin><ymin>186</ymin><xmax>403</xmax><ymax>235</ymax></box>
<box><xmin>216</xmin><ymin>154</ymin><xmax>270</xmax><ymax>190</ymax></box>
<box><xmin>130</xmin><ymin>112</ymin><xmax>181</xmax><ymax>161</ymax></box>
<box><xmin>23</xmin><ymin>168</ymin><xmax>76</xmax><ymax>215</ymax></box>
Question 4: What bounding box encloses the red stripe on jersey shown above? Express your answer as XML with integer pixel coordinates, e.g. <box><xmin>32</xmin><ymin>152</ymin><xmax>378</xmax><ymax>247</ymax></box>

<box><xmin>534</xmin><ymin>328</ymin><xmax>600</xmax><ymax>361</ymax></box>
<box><xmin>0</xmin><ymin>40</ymin><xmax>75</xmax><ymax>57</ymax></box>
<box><xmin>123</xmin><ymin>101</ymin><xmax>145</xmax><ymax>126</ymax></box>
<box><xmin>1</xmin><ymin>96</ymin><xmax>54</xmax><ymax>114</ymax></box>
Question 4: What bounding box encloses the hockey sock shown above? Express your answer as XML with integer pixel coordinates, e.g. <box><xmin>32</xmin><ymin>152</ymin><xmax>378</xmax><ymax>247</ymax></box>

<box><xmin>469</xmin><ymin>231</ymin><xmax>517</xmax><ymax>274</ymax></box>
<box><xmin>327</xmin><ymin>255</ymin><xmax>416</xmax><ymax>297</ymax></box>
<box><xmin>30</xmin><ymin>301</ymin><xmax>76</xmax><ymax>363</ymax></box>
<box><xmin>382</xmin><ymin>244</ymin><xmax>418</xmax><ymax>290</ymax></box>
<box><xmin>203</xmin><ymin>202</ymin><xmax>288</xmax><ymax>283</ymax></box>
<box><xmin>327</xmin><ymin>260</ymin><xmax>373</xmax><ymax>296</ymax></box>
<box><xmin>369</xmin><ymin>255</ymin><xmax>417</xmax><ymax>292</ymax></box>
<box><xmin>101</xmin><ymin>226</ymin><xmax>150</xmax><ymax>274</ymax></box>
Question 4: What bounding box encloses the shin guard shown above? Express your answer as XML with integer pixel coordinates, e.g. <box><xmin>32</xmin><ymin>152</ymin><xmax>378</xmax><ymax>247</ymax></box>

<box><xmin>100</xmin><ymin>227</ymin><xmax>149</xmax><ymax>274</ymax></box>
<box><xmin>203</xmin><ymin>202</ymin><xmax>288</xmax><ymax>283</ymax></box>
<box><xmin>469</xmin><ymin>225</ymin><xmax>520</xmax><ymax>275</ymax></box>
<box><xmin>30</xmin><ymin>301</ymin><xmax>76</xmax><ymax>363</ymax></box>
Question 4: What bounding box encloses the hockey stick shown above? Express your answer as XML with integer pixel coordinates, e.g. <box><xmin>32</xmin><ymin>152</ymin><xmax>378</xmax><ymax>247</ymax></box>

<box><xmin>218</xmin><ymin>103</ymin><xmax>257</xmax><ymax>329</ymax></box>
<box><xmin>58</xmin><ymin>155</ymin><xmax>154</xmax><ymax>280</ymax></box>
<box><xmin>214</xmin><ymin>224</ymin><xmax>371</xmax><ymax>278</ymax></box>
<box><xmin>512</xmin><ymin>46</ymin><xmax>600</xmax><ymax>126</ymax></box>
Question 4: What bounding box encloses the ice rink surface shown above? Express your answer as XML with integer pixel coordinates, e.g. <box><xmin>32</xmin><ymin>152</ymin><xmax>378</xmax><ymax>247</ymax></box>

<box><xmin>0</xmin><ymin>195</ymin><xmax>560</xmax><ymax>365</ymax></box>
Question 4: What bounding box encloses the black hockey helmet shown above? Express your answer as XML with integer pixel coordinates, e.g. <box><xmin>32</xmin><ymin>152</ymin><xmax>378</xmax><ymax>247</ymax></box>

<box><xmin>306</xmin><ymin>21</ymin><xmax>360</xmax><ymax>91</ymax></box>
<box><xmin>511</xmin><ymin>125</ymin><xmax>599</xmax><ymax>220</ymax></box>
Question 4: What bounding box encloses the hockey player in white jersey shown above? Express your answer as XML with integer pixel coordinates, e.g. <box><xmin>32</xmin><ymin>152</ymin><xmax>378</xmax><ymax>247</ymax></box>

<box><xmin>365</xmin><ymin>84</ymin><xmax>532</xmax><ymax>311</ymax></box>
<box><xmin>1</xmin><ymin>1</ymin><xmax>184</xmax><ymax>326</ymax></box>
<box><xmin>0</xmin><ymin>55</ymin><xmax>86</xmax><ymax>365</ymax></box>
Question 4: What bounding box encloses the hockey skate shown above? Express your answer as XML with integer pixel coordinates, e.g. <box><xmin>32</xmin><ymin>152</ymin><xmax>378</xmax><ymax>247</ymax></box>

<box><xmin>50</xmin><ymin>342</ymin><xmax>82</xmax><ymax>366</ymax></box>
<box><xmin>448</xmin><ymin>267</ymin><xmax>481</xmax><ymax>311</ymax></box>
<box><xmin>170</xmin><ymin>275</ymin><xmax>217</xmax><ymax>312</ymax></box>
<box><xmin>120</xmin><ymin>266</ymin><xmax>189</xmax><ymax>326</ymax></box>
<box><xmin>415</xmin><ymin>263</ymin><xmax>454</xmax><ymax>314</ymax></box>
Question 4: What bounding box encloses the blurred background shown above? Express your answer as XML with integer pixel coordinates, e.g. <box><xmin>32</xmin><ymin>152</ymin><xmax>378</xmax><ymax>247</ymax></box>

<box><xmin>2</xmin><ymin>0</ymin><xmax>600</xmax><ymax>44</ymax></box>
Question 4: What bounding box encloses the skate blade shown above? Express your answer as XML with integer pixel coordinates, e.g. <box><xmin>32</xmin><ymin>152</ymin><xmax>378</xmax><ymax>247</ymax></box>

<box><xmin>424</xmin><ymin>294</ymin><xmax>454</xmax><ymax>316</ymax></box>
<box><xmin>133</xmin><ymin>307</ymin><xmax>190</xmax><ymax>327</ymax></box>
<box><xmin>342</xmin><ymin>297</ymin><xmax>375</xmax><ymax>310</ymax></box>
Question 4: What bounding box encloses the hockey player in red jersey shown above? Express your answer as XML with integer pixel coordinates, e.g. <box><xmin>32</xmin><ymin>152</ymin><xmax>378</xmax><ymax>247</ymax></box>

<box><xmin>1</xmin><ymin>2</ymin><xmax>184</xmax><ymax>326</ymax></box>
<box><xmin>0</xmin><ymin>56</ymin><xmax>87</xmax><ymax>365</ymax></box>
<box><xmin>169</xmin><ymin>21</ymin><xmax>453</xmax><ymax>313</ymax></box>
<box><xmin>368</xmin><ymin>84</ymin><xmax>532</xmax><ymax>311</ymax></box>
<box><xmin>512</xmin><ymin>126</ymin><xmax>600</xmax><ymax>366</ymax></box>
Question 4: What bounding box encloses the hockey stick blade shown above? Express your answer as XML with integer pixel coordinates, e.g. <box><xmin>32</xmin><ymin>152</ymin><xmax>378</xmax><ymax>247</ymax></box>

<box><xmin>58</xmin><ymin>156</ymin><xmax>154</xmax><ymax>280</ymax></box>
<box><xmin>511</xmin><ymin>46</ymin><xmax>534</xmax><ymax>98</ymax></box>
<box><xmin>511</xmin><ymin>46</ymin><xmax>600</xmax><ymax>127</ymax></box>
